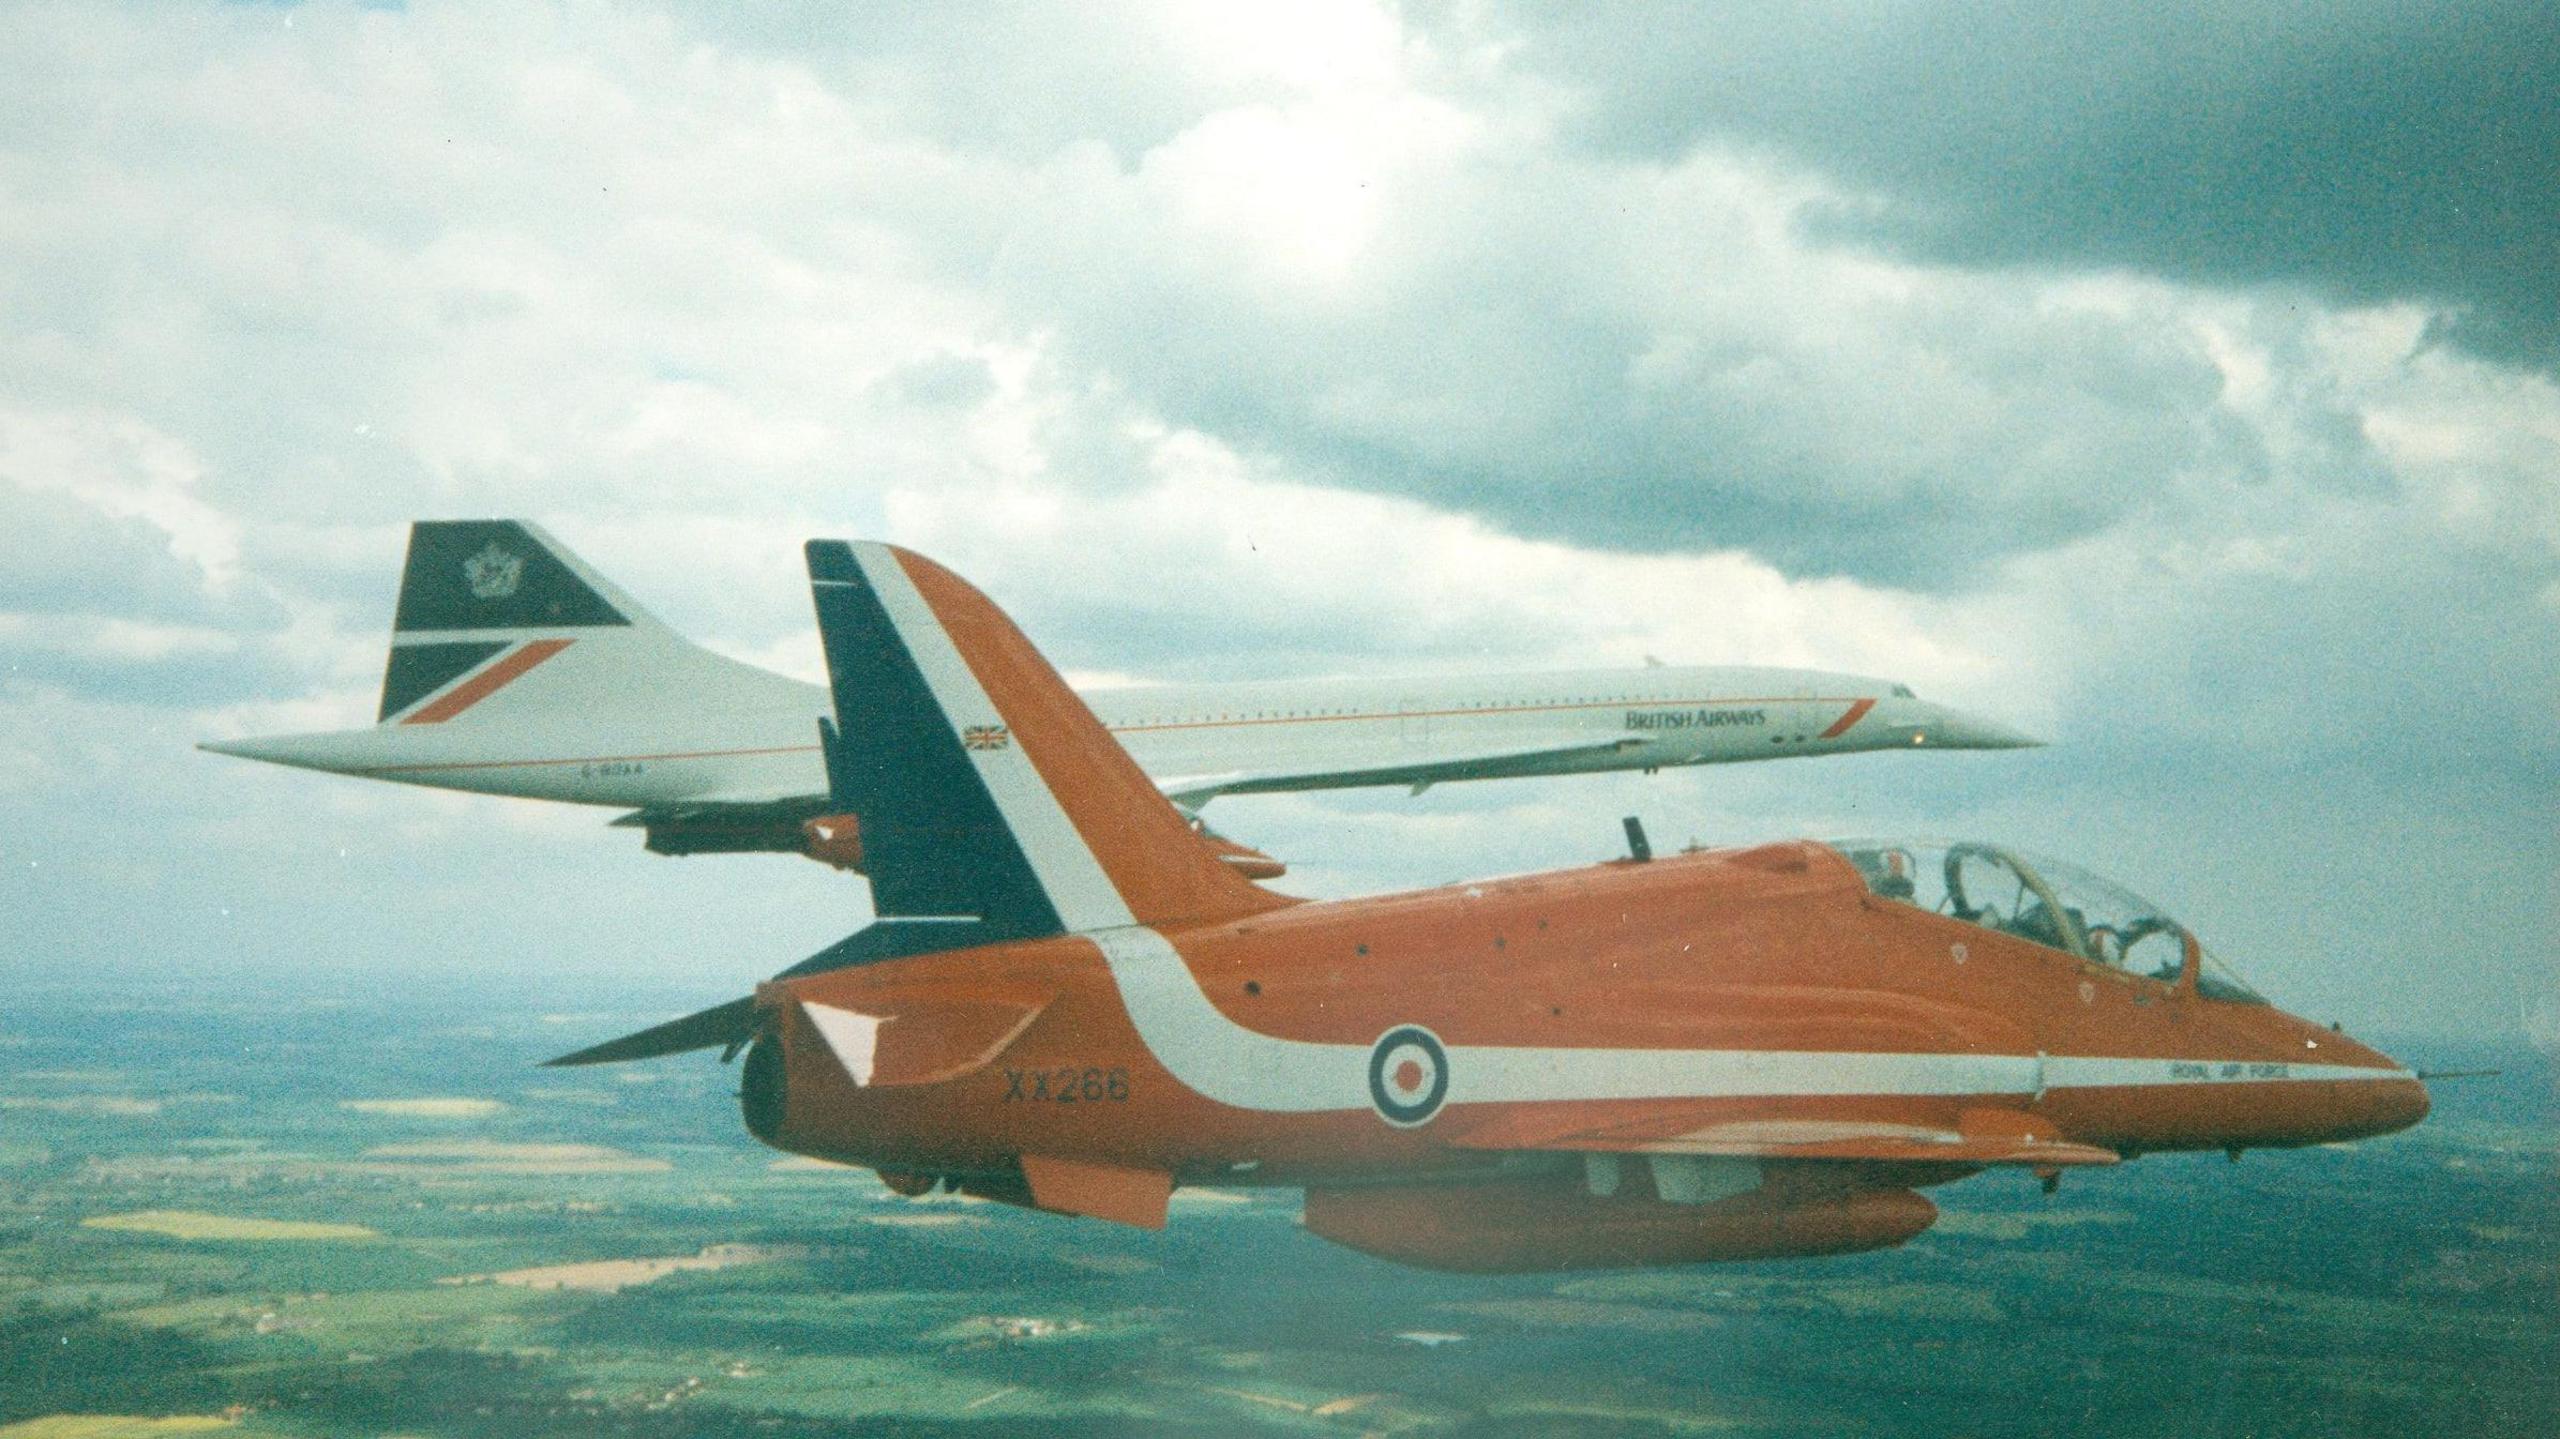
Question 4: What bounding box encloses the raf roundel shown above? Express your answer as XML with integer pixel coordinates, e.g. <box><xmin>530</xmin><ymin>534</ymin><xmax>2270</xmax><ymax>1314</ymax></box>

<box><xmin>1367</xmin><ymin>1025</ymin><xmax>1450</xmax><ymax>1128</ymax></box>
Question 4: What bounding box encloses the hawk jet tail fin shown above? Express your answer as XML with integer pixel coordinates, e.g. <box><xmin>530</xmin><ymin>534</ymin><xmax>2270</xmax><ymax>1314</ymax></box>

<box><xmin>805</xmin><ymin>540</ymin><xmax>1293</xmax><ymax>936</ymax></box>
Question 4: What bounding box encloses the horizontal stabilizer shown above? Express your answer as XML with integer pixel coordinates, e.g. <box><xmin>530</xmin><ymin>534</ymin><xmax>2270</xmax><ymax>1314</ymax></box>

<box><xmin>543</xmin><ymin>996</ymin><xmax>759</xmax><ymax>1067</ymax></box>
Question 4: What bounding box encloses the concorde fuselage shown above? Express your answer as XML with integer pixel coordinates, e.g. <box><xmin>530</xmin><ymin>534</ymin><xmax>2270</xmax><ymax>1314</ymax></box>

<box><xmin>201</xmin><ymin>521</ymin><xmax>2035</xmax><ymax>856</ymax></box>
<box><xmin>213</xmin><ymin>661</ymin><xmax>2026</xmax><ymax>813</ymax></box>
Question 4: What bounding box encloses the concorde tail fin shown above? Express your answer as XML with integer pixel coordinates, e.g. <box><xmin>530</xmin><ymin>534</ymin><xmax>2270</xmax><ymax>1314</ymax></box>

<box><xmin>202</xmin><ymin>519</ymin><xmax>814</xmax><ymax>804</ymax></box>
<box><xmin>371</xmin><ymin>519</ymin><xmax>671</xmax><ymax>724</ymax></box>
<box><xmin>806</xmin><ymin>540</ymin><xmax>1292</xmax><ymax>936</ymax></box>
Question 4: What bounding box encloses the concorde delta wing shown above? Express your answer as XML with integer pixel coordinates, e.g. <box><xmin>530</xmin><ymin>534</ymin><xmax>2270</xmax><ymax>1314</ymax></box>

<box><xmin>1159</xmin><ymin>735</ymin><xmax>1658</xmax><ymax>805</ymax></box>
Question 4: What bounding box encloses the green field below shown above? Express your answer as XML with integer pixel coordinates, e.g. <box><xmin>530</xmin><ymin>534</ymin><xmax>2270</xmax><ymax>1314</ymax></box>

<box><xmin>3</xmin><ymin>983</ymin><xmax>2552</xmax><ymax>1437</ymax></box>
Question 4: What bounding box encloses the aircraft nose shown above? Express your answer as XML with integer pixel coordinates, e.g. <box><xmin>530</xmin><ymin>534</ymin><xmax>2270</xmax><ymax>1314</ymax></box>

<box><xmin>1903</xmin><ymin>700</ymin><xmax>2043</xmax><ymax>751</ymax></box>
<box><xmin>2308</xmin><ymin>1030</ymin><xmax>2430</xmax><ymax>1141</ymax></box>
<box><xmin>2359</xmin><ymin>1071</ymin><xmax>2430</xmax><ymax>1138</ymax></box>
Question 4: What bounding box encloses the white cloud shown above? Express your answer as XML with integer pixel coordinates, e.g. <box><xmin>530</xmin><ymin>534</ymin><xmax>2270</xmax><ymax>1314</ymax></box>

<box><xmin>0</xmin><ymin>406</ymin><xmax>242</xmax><ymax>588</ymax></box>
<box><xmin>0</xmin><ymin>0</ymin><xmax>2548</xmax><ymax>1041</ymax></box>
<box><xmin>0</xmin><ymin>613</ymin><xmax>236</xmax><ymax>662</ymax></box>
<box><xmin>886</xmin><ymin>421</ymin><xmax>2016</xmax><ymax>699</ymax></box>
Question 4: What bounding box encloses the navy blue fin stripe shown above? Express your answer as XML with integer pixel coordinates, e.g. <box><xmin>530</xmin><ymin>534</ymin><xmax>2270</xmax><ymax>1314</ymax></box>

<box><xmin>378</xmin><ymin>640</ymin><xmax>506</xmax><ymax>721</ymax></box>
<box><xmin>806</xmin><ymin>540</ymin><xmax>1063</xmax><ymax>940</ymax></box>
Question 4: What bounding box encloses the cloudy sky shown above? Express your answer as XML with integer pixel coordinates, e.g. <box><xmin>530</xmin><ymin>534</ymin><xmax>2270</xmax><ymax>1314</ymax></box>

<box><xmin>2</xmin><ymin>1</ymin><xmax>2551</xmax><ymax>1046</ymax></box>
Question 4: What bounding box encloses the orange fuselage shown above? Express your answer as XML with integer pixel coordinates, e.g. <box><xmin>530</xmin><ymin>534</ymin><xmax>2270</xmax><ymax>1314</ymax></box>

<box><xmin>746</xmin><ymin>843</ymin><xmax>2423</xmax><ymax>1196</ymax></box>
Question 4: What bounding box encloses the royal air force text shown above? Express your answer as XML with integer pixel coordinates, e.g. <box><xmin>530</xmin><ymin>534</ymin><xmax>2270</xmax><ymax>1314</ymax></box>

<box><xmin>2170</xmin><ymin>1061</ymin><xmax>2293</xmax><ymax>1081</ymax></box>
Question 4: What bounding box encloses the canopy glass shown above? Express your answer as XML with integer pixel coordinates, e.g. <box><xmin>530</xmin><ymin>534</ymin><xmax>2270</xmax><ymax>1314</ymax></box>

<box><xmin>1823</xmin><ymin>839</ymin><xmax>2266</xmax><ymax>1003</ymax></box>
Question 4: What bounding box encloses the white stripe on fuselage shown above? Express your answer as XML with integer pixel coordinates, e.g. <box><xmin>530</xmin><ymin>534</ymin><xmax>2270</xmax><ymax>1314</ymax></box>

<box><xmin>1085</xmin><ymin>926</ymin><xmax>2409</xmax><ymax>1112</ymax></box>
<box><xmin>841</xmin><ymin>543</ymin><xmax>2413</xmax><ymax>1117</ymax></box>
<box><xmin>2038</xmin><ymin>1055</ymin><xmax>2405</xmax><ymax>1089</ymax></box>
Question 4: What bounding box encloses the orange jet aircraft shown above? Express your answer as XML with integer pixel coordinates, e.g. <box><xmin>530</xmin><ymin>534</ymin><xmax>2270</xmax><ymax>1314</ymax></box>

<box><xmin>551</xmin><ymin>540</ymin><xmax>2430</xmax><ymax>1273</ymax></box>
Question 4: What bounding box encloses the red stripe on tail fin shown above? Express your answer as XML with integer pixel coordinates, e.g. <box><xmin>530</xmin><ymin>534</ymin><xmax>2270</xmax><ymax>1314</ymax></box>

<box><xmin>401</xmin><ymin>639</ymin><xmax>573</xmax><ymax>724</ymax></box>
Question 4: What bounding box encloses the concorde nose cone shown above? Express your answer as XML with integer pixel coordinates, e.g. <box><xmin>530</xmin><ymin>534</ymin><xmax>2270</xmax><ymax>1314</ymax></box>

<box><xmin>1905</xmin><ymin>701</ymin><xmax>2043</xmax><ymax>751</ymax></box>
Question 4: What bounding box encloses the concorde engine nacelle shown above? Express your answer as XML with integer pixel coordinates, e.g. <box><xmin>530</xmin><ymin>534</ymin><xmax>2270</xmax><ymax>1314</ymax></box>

<box><xmin>1301</xmin><ymin>1164</ymin><xmax>1939</xmax><ymax>1274</ymax></box>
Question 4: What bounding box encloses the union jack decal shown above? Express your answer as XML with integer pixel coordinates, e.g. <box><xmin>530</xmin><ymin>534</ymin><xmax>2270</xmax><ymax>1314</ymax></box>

<box><xmin>962</xmin><ymin>724</ymin><xmax>1012</xmax><ymax>751</ymax></box>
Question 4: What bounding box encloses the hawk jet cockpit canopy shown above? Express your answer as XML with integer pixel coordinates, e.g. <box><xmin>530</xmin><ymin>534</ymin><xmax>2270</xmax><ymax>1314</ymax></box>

<box><xmin>1825</xmin><ymin>839</ymin><xmax>2268</xmax><ymax>1004</ymax></box>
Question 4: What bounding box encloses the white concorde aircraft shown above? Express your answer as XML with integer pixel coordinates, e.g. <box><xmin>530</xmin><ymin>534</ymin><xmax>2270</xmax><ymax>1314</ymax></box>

<box><xmin>201</xmin><ymin>521</ymin><xmax>2036</xmax><ymax>873</ymax></box>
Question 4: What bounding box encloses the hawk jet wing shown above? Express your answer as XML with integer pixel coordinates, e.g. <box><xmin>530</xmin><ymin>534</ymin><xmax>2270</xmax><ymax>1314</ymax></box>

<box><xmin>1455</xmin><ymin>1102</ymin><xmax>2119</xmax><ymax>1168</ymax></box>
